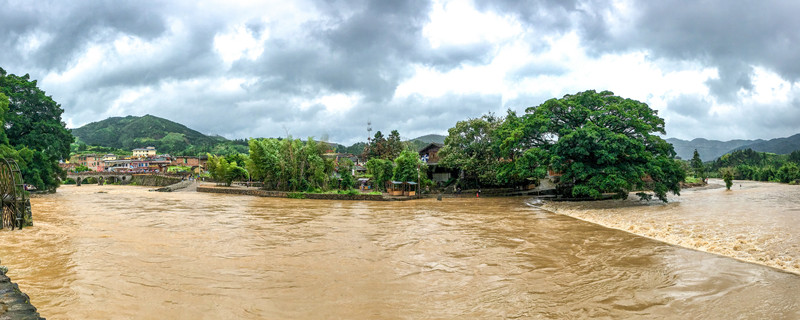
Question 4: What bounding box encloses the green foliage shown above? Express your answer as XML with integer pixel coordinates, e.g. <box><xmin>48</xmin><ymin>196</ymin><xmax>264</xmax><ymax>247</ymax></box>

<box><xmin>366</xmin><ymin>158</ymin><xmax>394</xmax><ymax>191</ymax></box>
<box><xmin>776</xmin><ymin>162</ymin><xmax>800</xmax><ymax>183</ymax></box>
<box><xmin>74</xmin><ymin>165</ymin><xmax>90</xmax><ymax>172</ymax></box>
<box><xmin>207</xmin><ymin>154</ymin><xmax>248</xmax><ymax>186</ymax></box>
<box><xmin>0</xmin><ymin>68</ymin><xmax>74</xmax><ymax>191</ymax></box>
<box><xmin>364</xmin><ymin>130</ymin><xmax>405</xmax><ymax>160</ymax></box>
<box><xmin>439</xmin><ymin>114</ymin><xmax>503</xmax><ymax>187</ymax></box>
<box><xmin>70</xmin><ymin>143</ymin><xmax>130</xmax><ymax>156</ymax></box>
<box><xmin>393</xmin><ymin>149</ymin><xmax>423</xmax><ymax>183</ymax></box>
<box><xmin>502</xmin><ymin>90</ymin><xmax>683</xmax><ymax>202</ymax></box>
<box><xmin>790</xmin><ymin>150</ymin><xmax>800</xmax><ymax>164</ymax></box>
<box><xmin>720</xmin><ymin>167</ymin><xmax>735</xmax><ymax>190</ymax></box>
<box><xmin>691</xmin><ymin>149</ymin><xmax>706</xmax><ymax>180</ymax></box>
<box><xmin>494</xmin><ymin>110</ymin><xmax>548</xmax><ymax>185</ymax></box>
<box><xmin>712</xmin><ymin>148</ymin><xmax>781</xmax><ymax>170</ymax></box>
<box><xmin>707</xmin><ymin>148</ymin><xmax>800</xmax><ymax>183</ymax></box>
<box><xmin>338</xmin><ymin>142</ymin><xmax>366</xmax><ymax>155</ymax></box>
<box><xmin>287</xmin><ymin>192</ymin><xmax>306</xmax><ymax>199</ymax></box>
<box><xmin>338</xmin><ymin>158</ymin><xmax>355</xmax><ymax>190</ymax></box>
<box><xmin>684</xmin><ymin>176</ymin><xmax>701</xmax><ymax>184</ymax></box>
<box><xmin>756</xmin><ymin>166</ymin><xmax>777</xmax><ymax>182</ymax></box>
<box><xmin>167</xmin><ymin>166</ymin><xmax>192</xmax><ymax>173</ymax></box>
<box><xmin>71</xmin><ymin>114</ymin><xmax>247</xmax><ymax>156</ymax></box>
<box><xmin>247</xmin><ymin>137</ymin><xmax>333</xmax><ymax>191</ymax></box>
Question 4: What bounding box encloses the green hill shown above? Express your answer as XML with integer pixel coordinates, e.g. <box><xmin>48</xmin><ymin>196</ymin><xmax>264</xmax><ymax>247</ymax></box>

<box><xmin>732</xmin><ymin>133</ymin><xmax>800</xmax><ymax>155</ymax></box>
<box><xmin>666</xmin><ymin>137</ymin><xmax>757</xmax><ymax>161</ymax></box>
<box><xmin>408</xmin><ymin>134</ymin><xmax>446</xmax><ymax>151</ymax></box>
<box><xmin>411</xmin><ymin>134</ymin><xmax>446</xmax><ymax>144</ymax></box>
<box><xmin>71</xmin><ymin>115</ymin><xmax>247</xmax><ymax>156</ymax></box>
<box><xmin>668</xmin><ymin>133</ymin><xmax>800</xmax><ymax>161</ymax></box>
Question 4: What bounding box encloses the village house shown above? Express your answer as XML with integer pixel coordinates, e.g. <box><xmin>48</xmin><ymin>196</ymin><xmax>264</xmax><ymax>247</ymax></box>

<box><xmin>171</xmin><ymin>156</ymin><xmax>205</xmax><ymax>173</ymax></box>
<box><xmin>132</xmin><ymin>146</ymin><xmax>157</xmax><ymax>158</ymax></box>
<box><xmin>105</xmin><ymin>159</ymin><xmax>133</xmax><ymax>172</ymax></box>
<box><xmin>58</xmin><ymin>160</ymin><xmax>77</xmax><ymax>172</ymax></box>
<box><xmin>69</xmin><ymin>154</ymin><xmax>105</xmax><ymax>172</ymax></box>
<box><xmin>418</xmin><ymin>143</ymin><xmax>455</xmax><ymax>184</ymax></box>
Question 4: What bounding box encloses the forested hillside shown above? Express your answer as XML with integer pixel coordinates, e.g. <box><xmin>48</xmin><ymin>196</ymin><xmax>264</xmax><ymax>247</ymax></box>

<box><xmin>71</xmin><ymin>115</ymin><xmax>247</xmax><ymax>155</ymax></box>
<box><xmin>666</xmin><ymin>138</ymin><xmax>757</xmax><ymax>161</ymax></box>
<box><xmin>731</xmin><ymin>133</ymin><xmax>800</xmax><ymax>155</ymax></box>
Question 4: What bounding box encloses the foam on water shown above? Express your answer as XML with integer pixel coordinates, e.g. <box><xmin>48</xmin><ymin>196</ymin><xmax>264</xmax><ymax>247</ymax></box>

<box><xmin>542</xmin><ymin>179</ymin><xmax>800</xmax><ymax>275</ymax></box>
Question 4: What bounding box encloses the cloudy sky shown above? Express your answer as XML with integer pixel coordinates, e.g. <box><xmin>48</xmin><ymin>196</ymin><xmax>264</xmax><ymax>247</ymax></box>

<box><xmin>2</xmin><ymin>0</ymin><xmax>799</xmax><ymax>145</ymax></box>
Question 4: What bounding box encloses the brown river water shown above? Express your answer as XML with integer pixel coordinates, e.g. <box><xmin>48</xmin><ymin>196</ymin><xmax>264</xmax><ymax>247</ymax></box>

<box><xmin>1</xmin><ymin>184</ymin><xmax>799</xmax><ymax>319</ymax></box>
<box><xmin>545</xmin><ymin>179</ymin><xmax>800</xmax><ymax>275</ymax></box>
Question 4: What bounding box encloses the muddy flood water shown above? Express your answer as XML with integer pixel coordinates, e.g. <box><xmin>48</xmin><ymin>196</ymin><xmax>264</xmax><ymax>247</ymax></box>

<box><xmin>545</xmin><ymin>179</ymin><xmax>800</xmax><ymax>275</ymax></box>
<box><xmin>1</xmin><ymin>184</ymin><xmax>799</xmax><ymax>319</ymax></box>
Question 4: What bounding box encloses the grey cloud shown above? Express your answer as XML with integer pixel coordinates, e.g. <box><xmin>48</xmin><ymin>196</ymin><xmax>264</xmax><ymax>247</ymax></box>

<box><xmin>472</xmin><ymin>0</ymin><xmax>582</xmax><ymax>32</ymax></box>
<box><xmin>477</xmin><ymin>1</ymin><xmax>800</xmax><ymax>103</ymax></box>
<box><xmin>238</xmin><ymin>0</ymin><xmax>505</xmax><ymax>102</ymax></box>
<box><xmin>1</xmin><ymin>1</ymin><xmax>169</xmax><ymax>71</ymax></box>
<box><xmin>6</xmin><ymin>0</ymin><xmax>800</xmax><ymax>145</ymax></box>
<box><xmin>578</xmin><ymin>1</ymin><xmax>800</xmax><ymax>100</ymax></box>
<box><xmin>666</xmin><ymin>94</ymin><xmax>712</xmax><ymax>119</ymax></box>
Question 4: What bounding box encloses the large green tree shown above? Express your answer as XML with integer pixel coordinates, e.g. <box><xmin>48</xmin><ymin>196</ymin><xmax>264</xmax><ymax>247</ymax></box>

<box><xmin>393</xmin><ymin>149</ymin><xmax>424</xmax><ymax>183</ymax></box>
<box><xmin>0</xmin><ymin>68</ymin><xmax>74</xmax><ymax>191</ymax></box>
<box><xmin>364</xmin><ymin>130</ymin><xmax>404</xmax><ymax>160</ymax></box>
<box><xmin>366</xmin><ymin>158</ymin><xmax>394</xmax><ymax>191</ymax></box>
<box><xmin>246</xmin><ymin>137</ymin><xmax>332</xmax><ymax>191</ymax></box>
<box><xmin>510</xmin><ymin>90</ymin><xmax>684</xmax><ymax>202</ymax></box>
<box><xmin>438</xmin><ymin>114</ymin><xmax>504</xmax><ymax>187</ymax></box>
<box><xmin>690</xmin><ymin>149</ymin><xmax>706</xmax><ymax>180</ymax></box>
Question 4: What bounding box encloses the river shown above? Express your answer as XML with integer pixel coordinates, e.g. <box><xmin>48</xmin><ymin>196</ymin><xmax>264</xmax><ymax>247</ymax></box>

<box><xmin>1</xmin><ymin>184</ymin><xmax>798</xmax><ymax>319</ymax></box>
<box><xmin>544</xmin><ymin>179</ymin><xmax>800</xmax><ymax>275</ymax></box>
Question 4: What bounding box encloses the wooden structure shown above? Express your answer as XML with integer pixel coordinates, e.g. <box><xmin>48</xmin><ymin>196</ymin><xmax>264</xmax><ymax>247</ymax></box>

<box><xmin>388</xmin><ymin>181</ymin><xmax>404</xmax><ymax>196</ymax></box>
<box><xmin>0</xmin><ymin>159</ymin><xmax>32</xmax><ymax>230</ymax></box>
<box><xmin>404</xmin><ymin>181</ymin><xmax>417</xmax><ymax>196</ymax></box>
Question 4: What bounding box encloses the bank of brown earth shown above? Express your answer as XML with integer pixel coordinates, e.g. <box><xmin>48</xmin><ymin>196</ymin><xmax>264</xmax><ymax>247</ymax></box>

<box><xmin>542</xmin><ymin>179</ymin><xmax>800</xmax><ymax>275</ymax></box>
<box><xmin>0</xmin><ymin>262</ymin><xmax>44</xmax><ymax>320</ymax></box>
<box><xmin>196</xmin><ymin>185</ymin><xmax>413</xmax><ymax>201</ymax></box>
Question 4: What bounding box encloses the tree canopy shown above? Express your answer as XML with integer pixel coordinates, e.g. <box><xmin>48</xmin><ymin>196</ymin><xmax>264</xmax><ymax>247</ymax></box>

<box><xmin>441</xmin><ymin>90</ymin><xmax>684</xmax><ymax>201</ymax></box>
<box><xmin>520</xmin><ymin>90</ymin><xmax>684</xmax><ymax>201</ymax></box>
<box><xmin>0</xmin><ymin>68</ymin><xmax>74</xmax><ymax>191</ymax></box>
<box><xmin>691</xmin><ymin>149</ymin><xmax>706</xmax><ymax>180</ymax></box>
<box><xmin>246</xmin><ymin>137</ymin><xmax>333</xmax><ymax>191</ymax></box>
<box><xmin>438</xmin><ymin>114</ymin><xmax>504</xmax><ymax>188</ymax></box>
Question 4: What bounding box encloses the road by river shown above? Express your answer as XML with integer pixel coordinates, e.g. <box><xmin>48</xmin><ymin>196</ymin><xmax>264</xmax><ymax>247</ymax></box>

<box><xmin>0</xmin><ymin>184</ymin><xmax>798</xmax><ymax>319</ymax></box>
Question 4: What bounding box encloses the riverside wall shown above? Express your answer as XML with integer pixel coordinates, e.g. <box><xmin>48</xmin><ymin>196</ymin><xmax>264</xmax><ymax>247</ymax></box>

<box><xmin>197</xmin><ymin>186</ymin><xmax>392</xmax><ymax>201</ymax></box>
<box><xmin>0</xmin><ymin>262</ymin><xmax>44</xmax><ymax>320</ymax></box>
<box><xmin>130</xmin><ymin>175</ymin><xmax>183</xmax><ymax>187</ymax></box>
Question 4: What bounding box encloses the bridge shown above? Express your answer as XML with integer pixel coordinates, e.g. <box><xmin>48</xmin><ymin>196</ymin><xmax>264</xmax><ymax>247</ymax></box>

<box><xmin>65</xmin><ymin>172</ymin><xmax>194</xmax><ymax>186</ymax></box>
<box><xmin>66</xmin><ymin>172</ymin><xmax>133</xmax><ymax>185</ymax></box>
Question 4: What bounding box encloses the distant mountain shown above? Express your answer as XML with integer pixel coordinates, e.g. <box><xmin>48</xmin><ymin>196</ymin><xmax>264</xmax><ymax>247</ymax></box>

<box><xmin>407</xmin><ymin>134</ymin><xmax>446</xmax><ymax>151</ymax></box>
<box><xmin>71</xmin><ymin>114</ymin><xmax>247</xmax><ymax>155</ymax></box>
<box><xmin>666</xmin><ymin>138</ymin><xmax>758</xmax><ymax>161</ymax></box>
<box><xmin>410</xmin><ymin>134</ymin><xmax>446</xmax><ymax>144</ymax></box>
<box><xmin>668</xmin><ymin>133</ymin><xmax>800</xmax><ymax>161</ymax></box>
<box><xmin>731</xmin><ymin>133</ymin><xmax>800</xmax><ymax>155</ymax></box>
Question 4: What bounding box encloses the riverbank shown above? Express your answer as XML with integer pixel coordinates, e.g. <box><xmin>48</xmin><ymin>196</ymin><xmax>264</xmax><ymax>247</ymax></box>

<box><xmin>542</xmin><ymin>179</ymin><xmax>800</xmax><ymax>275</ymax></box>
<box><xmin>0</xmin><ymin>261</ymin><xmax>43</xmax><ymax>320</ymax></box>
<box><xmin>196</xmin><ymin>184</ymin><xmax>416</xmax><ymax>201</ymax></box>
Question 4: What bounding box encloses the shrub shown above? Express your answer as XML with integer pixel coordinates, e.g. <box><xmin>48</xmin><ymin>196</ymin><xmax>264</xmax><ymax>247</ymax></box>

<box><xmin>287</xmin><ymin>192</ymin><xmax>306</xmax><ymax>199</ymax></box>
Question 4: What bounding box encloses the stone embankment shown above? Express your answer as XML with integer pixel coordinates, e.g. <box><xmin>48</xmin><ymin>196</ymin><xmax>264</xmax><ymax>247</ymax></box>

<box><xmin>0</xmin><ymin>261</ymin><xmax>44</xmax><ymax>320</ymax></box>
<box><xmin>197</xmin><ymin>185</ymin><xmax>400</xmax><ymax>201</ymax></box>
<box><xmin>154</xmin><ymin>180</ymin><xmax>194</xmax><ymax>192</ymax></box>
<box><xmin>130</xmin><ymin>174</ymin><xmax>182</xmax><ymax>187</ymax></box>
